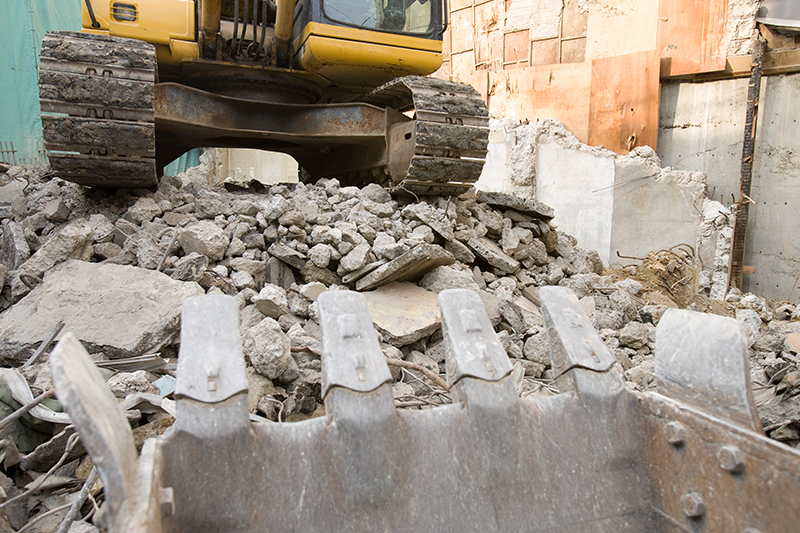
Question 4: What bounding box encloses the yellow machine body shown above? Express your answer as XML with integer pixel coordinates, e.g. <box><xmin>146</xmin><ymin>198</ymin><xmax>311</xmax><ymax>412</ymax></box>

<box><xmin>292</xmin><ymin>22</ymin><xmax>441</xmax><ymax>87</ymax></box>
<box><xmin>80</xmin><ymin>0</ymin><xmax>442</xmax><ymax>89</ymax></box>
<box><xmin>81</xmin><ymin>0</ymin><xmax>199</xmax><ymax>66</ymax></box>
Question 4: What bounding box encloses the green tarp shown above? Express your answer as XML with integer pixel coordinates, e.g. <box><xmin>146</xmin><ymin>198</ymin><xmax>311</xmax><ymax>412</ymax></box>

<box><xmin>0</xmin><ymin>0</ymin><xmax>198</xmax><ymax>172</ymax></box>
<box><xmin>0</xmin><ymin>0</ymin><xmax>81</xmax><ymax>163</ymax></box>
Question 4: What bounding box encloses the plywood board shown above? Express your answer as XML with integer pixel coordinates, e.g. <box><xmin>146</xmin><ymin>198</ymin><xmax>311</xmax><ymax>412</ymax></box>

<box><xmin>450</xmin><ymin>0</ymin><xmax>473</xmax><ymax>12</ymax></box>
<box><xmin>588</xmin><ymin>50</ymin><xmax>659</xmax><ymax>154</ymax></box>
<box><xmin>451</xmin><ymin>50</ymin><xmax>477</xmax><ymax>82</ymax></box>
<box><xmin>504</xmin><ymin>29</ymin><xmax>530</xmax><ymax>67</ymax></box>
<box><xmin>658</xmin><ymin>0</ymin><xmax>728</xmax><ymax>76</ymax></box>
<box><xmin>585</xmin><ymin>0</ymin><xmax>659</xmax><ymax>60</ymax></box>
<box><xmin>530</xmin><ymin>63</ymin><xmax>591</xmax><ymax>142</ymax></box>
<box><xmin>450</xmin><ymin>7</ymin><xmax>475</xmax><ymax>54</ymax></box>
<box><xmin>487</xmin><ymin>62</ymin><xmax>591</xmax><ymax>143</ymax></box>
<box><xmin>475</xmin><ymin>2</ymin><xmax>501</xmax><ymax>68</ymax></box>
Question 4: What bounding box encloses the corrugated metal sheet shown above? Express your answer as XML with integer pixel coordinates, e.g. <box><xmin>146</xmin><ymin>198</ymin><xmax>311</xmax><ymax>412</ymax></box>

<box><xmin>0</xmin><ymin>0</ymin><xmax>81</xmax><ymax>163</ymax></box>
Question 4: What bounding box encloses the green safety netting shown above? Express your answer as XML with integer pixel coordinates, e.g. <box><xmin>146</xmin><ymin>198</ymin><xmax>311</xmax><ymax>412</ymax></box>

<box><xmin>0</xmin><ymin>0</ymin><xmax>199</xmax><ymax>173</ymax></box>
<box><xmin>0</xmin><ymin>0</ymin><xmax>81</xmax><ymax>164</ymax></box>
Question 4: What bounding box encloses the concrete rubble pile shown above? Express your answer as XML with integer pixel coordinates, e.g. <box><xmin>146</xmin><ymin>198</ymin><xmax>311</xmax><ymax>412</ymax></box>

<box><xmin>0</xmin><ymin>163</ymin><xmax>798</xmax><ymax>530</ymax></box>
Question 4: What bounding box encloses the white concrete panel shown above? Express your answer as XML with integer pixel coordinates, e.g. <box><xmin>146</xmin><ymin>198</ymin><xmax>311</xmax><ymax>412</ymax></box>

<box><xmin>536</xmin><ymin>141</ymin><xmax>616</xmax><ymax>265</ymax></box>
<box><xmin>609</xmin><ymin>158</ymin><xmax>704</xmax><ymax>267</ymax></box>
<box><xmin>219</xmin><ymin>149</ymin><xmax>299</xmax><ymax>186</ymax></box>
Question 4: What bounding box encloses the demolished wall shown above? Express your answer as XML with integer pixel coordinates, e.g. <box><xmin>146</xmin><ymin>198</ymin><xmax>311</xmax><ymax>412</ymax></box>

<box><xmin>477</xmin><ymin>118</ymin><xmax>733</xmax><ymax>299</ymax></box>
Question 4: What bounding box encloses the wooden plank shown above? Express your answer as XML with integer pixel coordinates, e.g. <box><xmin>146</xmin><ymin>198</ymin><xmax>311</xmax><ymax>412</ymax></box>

<box><xmin>658</xmin><ymin>0</ymin><xmax>728</xmax><ymax>76</ymax></box>
<box><xmin>588</xmin><ymin>50</ymin><xmax>660</xmax><ymax>154</ymax></box>
<box><xmin>665</xmin><ymin>49</ymin><xmax>800</xmax><ymax>81</ymax></box>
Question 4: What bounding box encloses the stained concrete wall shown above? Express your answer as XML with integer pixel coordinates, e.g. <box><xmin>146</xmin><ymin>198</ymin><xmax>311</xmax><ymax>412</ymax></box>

<box><xmin>477</xmin><ymin>120</ymin><xmax>709</xmax><ymax>276</ymax></box>
<box><xmin>658</xmin><ymin>73</ymin><xmax>800</xmax><ymax>302</ymax></box>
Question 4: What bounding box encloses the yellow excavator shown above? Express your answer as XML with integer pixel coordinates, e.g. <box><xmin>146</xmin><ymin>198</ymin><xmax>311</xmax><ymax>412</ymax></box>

<box><xmin>38</xmin><ymin>0</ymin><xmax>488</xmax><ymax>194</ymax></box>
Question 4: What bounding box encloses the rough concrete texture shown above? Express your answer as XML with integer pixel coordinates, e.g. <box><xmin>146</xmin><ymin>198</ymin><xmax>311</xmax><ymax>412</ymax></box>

<box><xmin>659</xmin><ymin>73</ymin><xmax>800</xmax><ymax>302</ymax></box>
<box><xmin>363</xmin><ymin>282</ymin><xmax>441</xmax><ymax>346</ymax></box>
<box><xmin>478</xmin><ymin>118</ymin><xmax>729</xmax><ymax>298</ymax></box>
<box><xmin>0</xmin><ymin>260</ymin><xmax>204</xmax><ymax>361</ymax></box>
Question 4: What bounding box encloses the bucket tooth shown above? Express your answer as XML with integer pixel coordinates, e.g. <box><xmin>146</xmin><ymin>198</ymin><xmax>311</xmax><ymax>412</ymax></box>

<box><xmin>439</xmin><ymin>289</ymin><xmax>517</xmax><ymax>409</ymax></box>
<box><xmin>317</xmin><ymin>290</ymin><xmax>397</xmax><ymax>504</ymax></box>
<box><xmin>317</xmin><ymin>290</ymin><xmax>393</xmax><ymax>398</ymax></box>
<box><xmin>655</xmin><ymin>309</ymin><xmax>762</xmax><ymax>431</ymax></box>
<box><xmin>174</xmin><ymin>294</ymin><xmax>248</xmax><ymax>407</ymax></box>
<box><xmin>539</xmin><ymin>286</ymin><xmax>616</xmax><ymax>379</ymax></box>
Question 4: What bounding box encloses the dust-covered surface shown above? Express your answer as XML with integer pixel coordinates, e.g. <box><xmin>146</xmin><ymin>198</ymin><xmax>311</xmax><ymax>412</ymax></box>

<box><xmin>0</xmin><ymin>162</ymin><xmax>798</xmax><ymax>530</ymax></box>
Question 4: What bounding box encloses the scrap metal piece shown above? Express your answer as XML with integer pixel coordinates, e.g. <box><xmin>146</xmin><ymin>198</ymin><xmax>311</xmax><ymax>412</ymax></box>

<box><xmin>318</xmin><ymin>290</ymin><xmax>392</xmax><ymax>397</ymax></box>
<box><xmin>655</xmin><ymin>308</ymin><xmax>761</xmax><ymax>431</ymax></box>
<box><xmin>539</xmin><ymin>286</ymin><xmax>616</xmax><ymax>378</ymax></box>
<box><xmin>438</xmin><ymin>289</ymin><xmax>513</xmax><ymax>387</ymax></box>
<box><xmin>174</xmin><ymin>294</ymin><xmax>247</xmax><ymax>404</ymax></box>
<box><xmin>49</xmin><ymin>333</ymin><xmax>137</xmax><ymax>531</ymax></box>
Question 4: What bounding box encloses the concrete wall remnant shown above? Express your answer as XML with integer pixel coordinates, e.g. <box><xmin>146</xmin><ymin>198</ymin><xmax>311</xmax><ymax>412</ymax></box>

<box><xmin>659</xmin><ymin>72</ymin><xmax>800</xmax><ymax>302</ymax></box>
<box><xmin>477</xmin><ymin>119</ymin><xmax>728</xmax><ymax>295</ymax></box>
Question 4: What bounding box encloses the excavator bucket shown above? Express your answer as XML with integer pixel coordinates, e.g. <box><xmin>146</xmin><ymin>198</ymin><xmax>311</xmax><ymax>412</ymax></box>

<box><xmin>50</xmin><ymin>287</ymin><xmax>800</xmax><ymax>532</ymax></box>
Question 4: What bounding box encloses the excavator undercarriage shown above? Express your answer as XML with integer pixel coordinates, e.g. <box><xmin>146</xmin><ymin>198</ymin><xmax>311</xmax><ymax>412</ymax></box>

<box><xmin>39</xmin><ymin>31</ymin><xmax>488</xmax><ymax>194</ymax></box>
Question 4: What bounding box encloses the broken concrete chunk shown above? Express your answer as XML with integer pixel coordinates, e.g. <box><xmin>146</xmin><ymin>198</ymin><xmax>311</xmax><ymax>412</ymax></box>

<box><xmin>617</xmin><ymin>322</ymin><xmax>652</xmax><ymax>350</ymax></box>
<box><xmin>338</xmin><ymin>242</ymin><xmax>371</xmax><ymax>273</ymax></box>
<box><xmin>106</xmin><ymin>370</ymin><xmax>159</xmax><ymax>399</ymax></box>
<box><xmin>171</xmin><ymin>252</ymin><xmax>209</xmax><ymax>282</ymax></box>
<box><xmin>301</xmin><ymin>262</ymin><xmax>342</xmax><ymax>286</ymax></box>
<box><xmin>265</xmin><ymin>256</ymin><xmax>296</xmax><ymax>290</ymax></box>
<box><xmin>0</xmin><ymin>260</ymin><xmax>204</xmax><ymax>362</ymax></box>
<box><xmin>252</xmin><ymin>284</ymin><xmax>289</xmax><ymax>319</ymax></box>
<box><xmin>18</xmin><ymin>218</ymin><xmax>92</xmax><ymax>278</ymax></box>
<box><xmin>88</xmin><ymin>213</ymin><xmax>115</xmax><ymax>243</ymax></box>
<box><xmin>42</xmin><ymin>199</ymin><xmax>69</xmax><ymax>222</ymax></box>
<box><xmin>125</xmin><ymin>197</ymin><xmax>162</xmax><ymax>225</ymax></box>
<box><xmin>178</xmin><ymin>221</ymin><xmax>229</xmax><ymax>262</ymax></box>
<box><xmin>444</xmin><ymin>238</ymin><xmax>475</xmax><ymax>264</ymax></box>
<box><xmin>360</xmin><ymin>182</ymin><xmax>392</xmax><ymax>203</ymax></box>
<box><xmin>268</xmin><ymin>242</ymin><xmax>306</xmax><ymax>269</ymax></box>
<box><xmin>467</xmin><ymin>236</ymin><xmax>520</xmax><ymax>274</ymax></box>
<box><xmin>420</xmin><ymin>265</ymin><xmax>480</xmax><ymax>293</ymax></box>
<box><xmin>0</xmin><ymin>221</ymin><xmax>30</xmax><ymax>270</ymax></box>
<box><xmin>356</xmin><ymin>243</ymin><xmax>455</xmax><ymax>291</ymax></box>
<box><xmin>477</xmin><ymin>190</ymin><xmax>554</xmax><ymax>220</ymax></box>
<box><xmin>195</xmin><ymin>191</ymin><xmax>230</xmax><ymax>219</ymax></box>
<box><xmin>363</xmin><ymin>282</ymin><xmax>441</xmax><ymax>346</ymax></box>
<box><xmin>402</xmin><ymin>202</ymin><xmax>455</xmax><ymax>241</ymax></box>
<box><xmin>242</xmin><ymin>317</ymin><xmax>293</xmax><ymax>379</ymax></box>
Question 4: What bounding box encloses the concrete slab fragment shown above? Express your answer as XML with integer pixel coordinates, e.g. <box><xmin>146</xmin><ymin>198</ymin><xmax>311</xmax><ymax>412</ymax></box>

<box><xmin>0</xmin><ymin>260</ymin><xmax>204</xmax><ymax>362</ymax></box>
<box><xmin>356</xmin><ymin>244</ymin><xmax>455</xmax><ymax>291</ymax></box>
<box><xmin>467</xmin><ymin>237</ymin><xmax>520</xmax><ymax>274</ymax></box>
<box><xmin>477</xmin><ymin>191</ymin><xmax>554</xmax><ymax>220</ymax></box>
<box><xmin>363</xmin><ymin>282</ymin><xmax>441</xmax><ymax>346</ymax></box>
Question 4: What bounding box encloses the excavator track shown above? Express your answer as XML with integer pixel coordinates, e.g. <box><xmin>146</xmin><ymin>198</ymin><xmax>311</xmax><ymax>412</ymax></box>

<box><xmin>361</xmin><ymin>76</ymin><xmax>489</xmax><ymax>196</ymax></box>
<box><xmin>39</xmin><ymin>32</ymin><xmax>158</xmax><ymax>188</ymax></box>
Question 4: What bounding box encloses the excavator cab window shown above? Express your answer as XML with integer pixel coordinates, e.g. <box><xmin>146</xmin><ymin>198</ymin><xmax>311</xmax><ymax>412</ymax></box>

<box><xmin>322</xmin><ymin>0</ymin><xmax>433</xmax><ymax>34</ymax></box>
